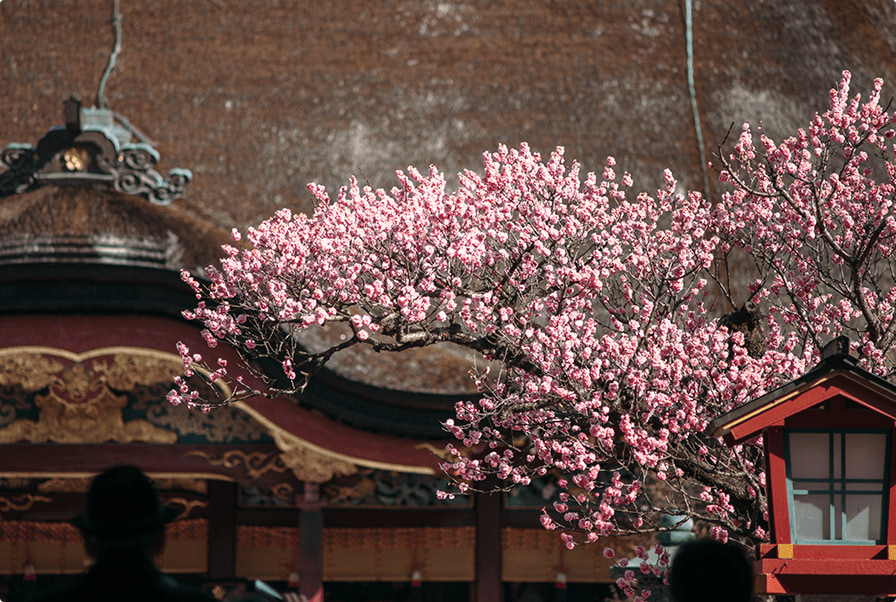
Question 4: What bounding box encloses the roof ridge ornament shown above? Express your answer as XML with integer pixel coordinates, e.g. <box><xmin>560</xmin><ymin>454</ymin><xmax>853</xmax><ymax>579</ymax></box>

<box><xmin>0</xmin><ymin>96</ymin><xmax>192</xmax><ymax>205</ymax></box>
<box><xmin>820</xmin><ymin>335</ymin><xmax>854</xmax><ymax>362</ymax></box>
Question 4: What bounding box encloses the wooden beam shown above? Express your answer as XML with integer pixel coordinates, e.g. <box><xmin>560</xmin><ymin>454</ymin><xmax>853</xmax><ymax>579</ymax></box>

<box><xmin>0</xmin><ymin>443</ymin><xmax>292</xmax><ymax>484</ymax></box>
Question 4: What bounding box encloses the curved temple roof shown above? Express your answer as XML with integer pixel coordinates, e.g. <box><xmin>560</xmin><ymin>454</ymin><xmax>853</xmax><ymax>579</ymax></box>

<box><xmin>2</xmin><ymin>0</ymin><xmax>896</xmax><ymax>443</ymax></box>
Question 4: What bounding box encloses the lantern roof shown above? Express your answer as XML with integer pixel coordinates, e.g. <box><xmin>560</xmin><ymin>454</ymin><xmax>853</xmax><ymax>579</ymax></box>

<box><xmin>709</xmin><ymin>336</ymin><xmax>896</xmax><ymax>445</ymax></box>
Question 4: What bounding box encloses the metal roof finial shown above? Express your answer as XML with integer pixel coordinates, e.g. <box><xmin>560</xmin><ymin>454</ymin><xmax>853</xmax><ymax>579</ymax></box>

<box><xmin>821</xmin><ymin>335</ymin><xmax>852</xmax><ymax>361</ymax></box>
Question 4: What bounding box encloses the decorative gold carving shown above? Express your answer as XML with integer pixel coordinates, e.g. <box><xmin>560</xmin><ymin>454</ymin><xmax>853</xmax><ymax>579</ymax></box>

<box><xmin>270</xmin><ymin>482</ymin><xmax>295</xmax><ymax>502</ymax></box>
<box><xmin>38</xmin><ymin>478</ymin><xmax>91</xmax><ymax>493</ymax></box>
<box><xmin>324</xmin><ymin>477</ymin><xmax>377</xmax><ymax>504</ymax></box>
<box><xmin>0</xmin><ymin>348</ymin><xmax>246</xmax><ymax>444</ymax></box>
<box><xmin>3</xmin><ymin>478</ymin><xmax>34</xmax><ymax>489</ymax></box>
<box><xmin>0</xmin><ymin>347</ymin><xmax>202</xmax><ymax>391</ymax></box>
<box><xmin>147</xmin><ymin>405</ymin><xmax>270</xmax><ymax>443</ymax></box>
<box><xmin>0</xmin><ymin>347</ymin><xmax>181</xmax><ymax>444</ymax></box>
<box><xmin>184</xmin><ymin>450</ymin><xmax>290</xmax><ymax>480</ymax></box>
<box><xmin>165</xmin><ymin>497</ymin><xmax>208</xmax><ymax>520</ymax></box>
<box><xmin>0</xmin><ymin>494</ymin><xmax>52</xmax><ymax>511</ymax></box>
<box><xmin>92</xmin><ymin>354</ymin><xmax>181</xmax><ymax>389</ymax></box>
<box><xmin>0</xmin><ymin>384</ymin><xmax>177</xmax><ymax>444</ymax></box>
<box><xmin>153</xmin><ymin>478</ymin><xmax>208</xmax><ymax>494</ymax></box>
<box><xmin>4</xmin><ymin>345</ymin><xmax>231</xmax><ymax>395</ymax></box>
<box><xmin>0</xmin><ymin>353</ymin><xmax>64</xmax><ymax>392</ymax></box>
<box><xmin>53</xmin><ymin>362</ymin><xmax>102</xmax><ymax>403</ymax></box>
<box><xmin>0</xmin><ymin>405</ymin><xmax>14</xmax><ymax>428</ymax></box>
<box><xmin>1</xmin><ymin>347</ymin><xmax>431</xmax><ymax>478</ymax></box>
<box><xmin>272</xmin><ymin>432</ymin><xmax>357</xmax><ymax>484</ymax></box>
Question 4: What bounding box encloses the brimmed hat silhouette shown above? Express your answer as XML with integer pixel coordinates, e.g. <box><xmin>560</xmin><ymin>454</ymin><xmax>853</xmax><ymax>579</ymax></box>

<box><xmin>72</xmin><ymin>465</ymin><xmax>178</xmax><ymax>538</ymax></box>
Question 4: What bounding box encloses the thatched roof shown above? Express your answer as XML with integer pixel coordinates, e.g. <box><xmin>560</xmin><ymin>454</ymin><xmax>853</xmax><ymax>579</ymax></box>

<box><xmin>0</xmin><ymin>185</ymin><xmax>231</xmax><ymax>270</ymax></box>
<box><xmin>4</xmin><ymin>0</ymin><xmax>895</xmax><ymax>228</ymax></box>
<box><xmin>2</xmin><ymin>0</ymin><xmax>896</xmax><ymax>394</ymax></box>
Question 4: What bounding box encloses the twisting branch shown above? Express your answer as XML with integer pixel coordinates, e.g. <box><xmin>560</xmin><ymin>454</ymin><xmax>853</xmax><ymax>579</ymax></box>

<box><xmin>170</xmin><ymin>74</ymin><xmax>896</xmax><ymax>582</ymax></box>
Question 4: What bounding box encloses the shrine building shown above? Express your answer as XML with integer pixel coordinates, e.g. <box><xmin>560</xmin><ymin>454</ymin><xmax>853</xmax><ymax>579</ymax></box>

<box><xmin>0</xmin><ymin>97</ymin><xmax>621</xmax><ymax>602</ymax></box>
<box><xmin>3</xmin><ymin>1</ymin><xmax>895</xmax><ymax>600</ymax></box>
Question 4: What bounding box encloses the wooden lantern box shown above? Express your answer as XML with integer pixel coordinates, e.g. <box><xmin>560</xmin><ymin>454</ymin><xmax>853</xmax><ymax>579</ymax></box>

<box><xmin>710</xmin><ymin>337</ymin><xmax>896</xmax><ymax>596</ymax></box>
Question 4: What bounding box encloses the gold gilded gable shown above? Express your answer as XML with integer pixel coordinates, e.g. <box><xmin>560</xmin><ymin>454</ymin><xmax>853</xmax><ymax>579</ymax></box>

<box><xmin>0</xmin><ymin>384</ymin><xmax>176</xmax><ymax>444</ymax></box>
<box><xmin>0</xmin><ymin>348</ymin><xmax>180</xmax><ymax>444</ymax></box>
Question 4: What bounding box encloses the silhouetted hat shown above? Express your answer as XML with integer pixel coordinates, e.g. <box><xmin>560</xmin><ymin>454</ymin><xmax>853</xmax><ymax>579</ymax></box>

<box><xmin>72</xmin><ymin>465</ymin><xmax>178</xmax><ymax>538</ymax></box>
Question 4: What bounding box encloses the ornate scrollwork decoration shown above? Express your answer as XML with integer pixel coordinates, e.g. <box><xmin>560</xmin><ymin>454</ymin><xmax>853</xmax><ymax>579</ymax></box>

<box><xmin>0</xmin><ymin>353</ymin><xmax>65</xmax><ymax>392</ymax></box>
<box><xmin>324</xmin><ymin>470</ymin><xmax>465</xmax><ymax>507</ymax></box>
<box><xmin>153</xmin><ymin>478</ymin><xmax>208</xmax><ymax>495</ymax></box>
<box><xmin>0</xmin><ymin>348</ymin><xmax>257</xmax><ymax>445</ymax></box>
<box><xmin>113</xmin><ymin>170</ymin><xmax>147</xmax><ymax>195</ymax></box>
<box><xmin>145</xmin><ymin>403</ymin><xmax>270</xmax><ymax>444</ymax></box>
<box><xmin>272</xmin><ymin>432</ymin><xmax>358</xmax><ymax>484</ymax></box>
<box><xmin>0</xmin><ymin>98</ymin><xmax>191</xmax><ymax>204</ymax></box>
<box><xmin>324</xmin><ymin>476</ymin><xmax>378</xmax><ymax>505</ymax></box>
<box><xmin>120</xmin><ymin>145</ymin><xmax>158</xmax><ymax>171</ymax></box>
<box><xmin>0</xmin><ymin>404</ymin><xmax>15</xmax><ymax>429</ymax></box>
<box><xmin>184</xmin><ymin>450</ymin><xmax>290</xmax><ymax>480</ymax></box>
<box><xmin>36</xmin><ymin>477</ymin><xmax>207</xmax><ymax>496</ymax></box>
<box><xmin>164</xmin><ymin>497</ymin><xmax>209</xmax><ymax>520</ymax></box>
<box><xmin>0</xmin><ymin>348</ymin><xmax>191</xmax><ymax>393</ymax></box>
<box><xmin>240</xmin><ymin>482</ymin><xmax>295</xmax><ymax>506</ymax></box>
<box><xmin>270</xmin><ymin>482</ymin><xmax>295</xmax><ymax>502</ymax></box>
<box><xmin>0</xmin><ymin>384</ymin><xmax>177</xmax><ymax>444</ymax></box>
<box><xmin>0</xmin><ymin>143</ymin><xmax>38</xmax><ymax>197</ymax></box>
<box><xmin>52</xmin><ymin>362</ymin><xmax>103</xmax><ymax>403</ymax></box>
<box><xmin>91</xmin><ymin>354</ymin><xmax>181</xmax><ymax>390</ymax></box>
<box><xmin>0</xmin><ymin>144</ymin><xmax>34</xmax><ymax>168</ymax></box>
<box><xmin>37</xmin><ymin>478</ymin><xmax>91</xmax><ymax>493</ymax></box>
<box><xmin>0</xmin><ymin>494</ymin><xmax>52</xmax><ymax>512</ymax></box>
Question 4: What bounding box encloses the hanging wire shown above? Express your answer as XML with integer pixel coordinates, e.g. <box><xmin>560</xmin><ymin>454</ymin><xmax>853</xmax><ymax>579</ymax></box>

<box><xmin>684</xmin><ymin>0</ymin><xmax>711</xmax><ymax>204</ymax></box>
<box><xmin>96</xmin><ymin>0</ymin><xmax>122</xmax><ymax>109</ymax></box>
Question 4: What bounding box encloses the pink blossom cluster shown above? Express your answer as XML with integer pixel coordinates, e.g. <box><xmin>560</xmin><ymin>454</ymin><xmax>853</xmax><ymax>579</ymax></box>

<box><xmin>173</xmin><ymin>72</ymin><xmax>896</xmax><ymax>551</ymax></box>
<box><xmin>604</xmin><ymin>543</ymin><xmax>669</xmax><ymax>602</ymax></box>
<box><xmin>713</xmin><ymin>71</ymin><xmax>896</xmax><ymax>376</ymax></box>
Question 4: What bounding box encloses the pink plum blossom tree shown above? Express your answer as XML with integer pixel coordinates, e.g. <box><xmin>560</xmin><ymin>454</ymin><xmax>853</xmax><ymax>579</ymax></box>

<box><xmin>171</xmin><ymin>71</ymin><xmax>896</xmax><ymax>570</ymax></box>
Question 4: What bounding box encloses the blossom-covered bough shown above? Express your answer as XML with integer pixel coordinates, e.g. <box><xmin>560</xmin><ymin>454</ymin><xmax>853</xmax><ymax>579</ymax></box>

<box><xmin>171</xmin><ymin>71</ymin><xmax>896</xmax><ymax>597</ymax></box>
<box><xmin>715</xmin><ymin>72</ymin><xmax>896</xmax><ymax>369</ymax></box>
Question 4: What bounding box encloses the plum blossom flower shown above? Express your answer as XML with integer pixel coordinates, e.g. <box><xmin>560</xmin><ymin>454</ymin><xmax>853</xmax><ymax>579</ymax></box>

<box><xmin>174</xmin><ymin>75</ymin><xmax>896</xmax><ymax>557</ymax></box>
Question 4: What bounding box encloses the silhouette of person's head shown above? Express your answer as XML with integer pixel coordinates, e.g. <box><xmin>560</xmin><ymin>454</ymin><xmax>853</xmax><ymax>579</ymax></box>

<box><xmin>72</xmin><ymin>465</ymin><xmax>178</xmax><ymax>560</ymax></box>
<box><xmin>668</xmin><ymin>538</ymin><xmax>753</xmax><ymax>602</ymax></box>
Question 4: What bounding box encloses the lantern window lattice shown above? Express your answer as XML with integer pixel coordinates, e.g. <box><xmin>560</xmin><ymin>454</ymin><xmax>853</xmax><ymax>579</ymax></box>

<box><xmin>786</xmin><ymin>429</ymin><xmax>890</xmax><ymax>544</ymax></box>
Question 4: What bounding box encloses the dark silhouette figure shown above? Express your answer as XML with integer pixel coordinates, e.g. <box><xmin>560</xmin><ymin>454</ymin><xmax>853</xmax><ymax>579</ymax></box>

<box><xmin>36</xmin><ymin>465</ymin><xmax>214</xmax><ymax>602</ymax></box>
<box><xmin>668</xmin><ymin>538</ymin><xmax>754</xmax><ymax>602</ymax></box>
